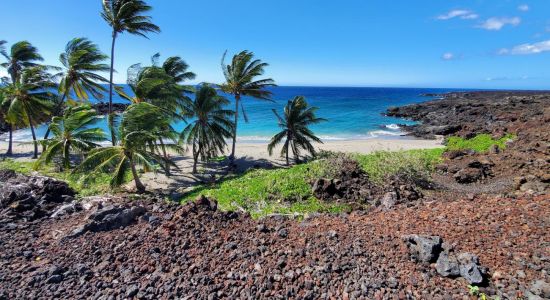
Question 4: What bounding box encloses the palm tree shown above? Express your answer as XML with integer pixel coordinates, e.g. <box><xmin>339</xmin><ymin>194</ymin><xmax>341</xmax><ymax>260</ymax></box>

<box><xmin>101</xmin><ymin>0</ymin><xmax>160</xmax><ymax>146</ymax></box>
<box><xmin>0</xmin><ymin>41</ymin><xmax>44</xmax><ymax>156</ymax></box>
<box><xmin>43</xmin><ymin>38</ymin><xmax>110</xmax><ymax>146</ymax></box>
<box><xmin>4</xmin><ymin>66</ymin><xmax>55</xmax><ymax>159</ymax></box>
<box><xmin>75</xmin><ymin>102</ymin><xmax>180</xmax><ymax>193</ymax></box>
<box><xmin>118</xmin><ymin>54</ymin><xmax>195</xmax><ymax>174</ymax></box>
<box><xmin>268</xmin><ymin>96</ymin><xmax>326</xmax><ymax>165</ymax></box>
<box><xmin>180</xmin><ymin>84</ymin><xmax>234</xmax><ymax>173</ymax></box>
<box><xmin>220</xmin><ymin>50</ymin><xmax>276</xmax><ymax>162</ymax></box>
<box><xmin>0</xmin><ymin>41</ymin><xmax>43</xmax><ymax>83</ymax></box>
<box><xmin>36</xmin><ymin>105</ymin><xmax>105</xmax><ymax>170</ymax></box>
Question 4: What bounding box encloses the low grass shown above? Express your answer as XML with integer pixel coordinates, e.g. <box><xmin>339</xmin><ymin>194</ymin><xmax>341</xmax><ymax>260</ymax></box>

<box><xmin>0</xmin><ymin>158</ymin><xmax>128</xmax><ymax>197</ymax></box>
<box><xmin>182</xmin><ymin>148</ymin><xmax>445</xmax><ymax>218</ymax></box>
<box><xmin>352</xmin><ymin>148</ymin><xmax>444</xmax><ymax>183</ymax></box>
<box><xmin>446</xmin><ymin>133</ymin><xmax>515</xmax><ymax>153</ymax></box>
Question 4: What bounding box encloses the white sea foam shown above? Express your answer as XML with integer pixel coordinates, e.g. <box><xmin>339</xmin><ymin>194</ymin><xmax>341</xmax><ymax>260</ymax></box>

<box><xmin>385</xmin><ymin>124</ymin><xmax>400</xmax><ymax>130</ymax></box>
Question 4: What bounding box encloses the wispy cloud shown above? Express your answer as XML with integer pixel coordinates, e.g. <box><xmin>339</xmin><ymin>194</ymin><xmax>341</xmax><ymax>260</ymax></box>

<box><xmin>498</xmin><ymin>40</ymin><xmax>550</xmax><ymax>55</ymax></box>
<box><xmin>517</xmin><ymin>4</ymin><xmax>529</xmax><ymax>12</ymax></box>
<box><xmin>478</xmin><ymin>17</ymin><xmax>521</xmax><ymax>30</ymax></box>
<box><xmin>437</xmin><ymin>10</ymin><xmax>478</xmax><ymax>20</ymax></box>
<box><xmin>441</xmin><ymin>52</ymin><xmax>461</xmax><ymax>61</ymax></box>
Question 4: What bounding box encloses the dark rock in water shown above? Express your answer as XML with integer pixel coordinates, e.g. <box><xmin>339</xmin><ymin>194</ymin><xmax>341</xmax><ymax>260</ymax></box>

<box><xmin>457</xmin><ymin>253</ymin><xmax>485</xmax><ymax>285</ymax></box>
<box><xmin>0</xmin><ymin>171</ymin><xmax>75</xmax><ymax>221</ymax></box>
<box><xmin>402</xmin><ymin>235</ymin><xmax>442</xmax><ymax>263</ymax></box>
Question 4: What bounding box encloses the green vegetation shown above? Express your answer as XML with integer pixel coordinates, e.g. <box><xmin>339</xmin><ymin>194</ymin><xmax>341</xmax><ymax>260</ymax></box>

<box><xmin>220</xmin><ymin>50</ymin><xmax>276</xmax><ymax>161</ymax></box>
<box><xmin>183</xmin><ymin>148</ymin><xmax>444</xmax><ymax>218</ymax></box>
<box><xmin>0</xmin><ymin>158</ymin><xmax>128</xmax><ymax>196</ymax></box>
<box><xmin>179</xmin><ymin>84</ymin><xmax>234</xmax><ymax>173</ymax></box>
<box><xmin>352</xmin><ymin>148</ymin><xmax>444</xmax><ymax>183</ymax></box>
<box><xmin>268</xmin><ymin>96</ymin><xmax>327</xmax><ymax>165</ymax></box>
<box><xmin>446</xmin><ymin>133</ymin><xmax>515</xmax><ymax>153</ymax></box>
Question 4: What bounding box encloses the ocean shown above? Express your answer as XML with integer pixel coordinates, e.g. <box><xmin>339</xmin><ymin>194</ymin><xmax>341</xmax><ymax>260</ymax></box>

<box><xmin>4</xmin><ymin>86</ymin><xmax>457</xmax><ymax>142</ymax></box>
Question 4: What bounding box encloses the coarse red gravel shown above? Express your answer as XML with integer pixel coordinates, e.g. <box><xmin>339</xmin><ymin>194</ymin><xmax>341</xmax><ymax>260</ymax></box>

<box><xmin>1</xmin><ymin>194</ymin><xmax>548</xmax><ymax>299</ymax></box>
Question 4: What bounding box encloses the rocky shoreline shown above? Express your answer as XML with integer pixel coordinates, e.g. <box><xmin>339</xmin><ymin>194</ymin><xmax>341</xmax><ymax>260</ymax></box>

<box><xmin>1</xmin><ymin>91</ymin><xmax>549</xmax><ymax>299</ymax></box>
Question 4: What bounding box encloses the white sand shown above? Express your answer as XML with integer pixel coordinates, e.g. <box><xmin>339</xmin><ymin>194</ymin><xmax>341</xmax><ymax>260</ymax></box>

<box><xmin>0</xmin><ymin>137</ymin><xmax>443</xmax><ymax>193</ymax></box>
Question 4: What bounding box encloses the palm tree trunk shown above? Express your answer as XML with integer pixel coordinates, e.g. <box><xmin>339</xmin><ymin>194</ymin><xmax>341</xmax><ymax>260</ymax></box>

<box><xmin>285</xmin><ymin>146</ymin><xmax>289</xmax><ymax>166</ymax></box>
<box><xmin>159</xmin><ymin>138</ymin><xmax>170</xmax><ymax>175</ymax></box>
<box><xmin>108</xmin><ymin>31</ymin><xmax>117</xmax><ymax>146</ymax></box>
<box><xmin>27</xmin><ymin>114</ymin><xmax>38</xmax><ymax>159</ymax></box>
<box><xmin>62</xmin><ymin>140</ymin><xmax>70</xmax><ymax>170</ymax></box>
<box><xmin>5</xmin><ymin>124</ymin><xmax>13</xmax><ymax>156</ymax></box>
<box><xmin>130</xmin><ymin>159</ymin><xmax>145</xmax><ymax>193</ymax></box>
<box><xmin>192</xmin><ymin>142</ymin><xmax>198</xmax><ymax>173</ymax></box>
<box><xmin>43</xmin><ymin>94</ymin><xmax>67</xmax><ymax>151</ymax></box>
<box><xmin>229</xmin><ymin>94</ymin><xmax>240</xmax><ymax>162</ymax></box>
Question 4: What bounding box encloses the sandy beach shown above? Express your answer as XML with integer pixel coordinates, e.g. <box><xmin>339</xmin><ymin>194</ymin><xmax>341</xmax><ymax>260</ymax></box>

<box><xmin>0</xmin><ymin>137</ymin><xmax>443</xmax><ymax>193</ymax></box>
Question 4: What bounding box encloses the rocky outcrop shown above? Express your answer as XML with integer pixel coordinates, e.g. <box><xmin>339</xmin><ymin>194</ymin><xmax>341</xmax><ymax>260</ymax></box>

<box><xmin>0</xmin><ymin>170</ymin><xmax>75</xmax><ymax>221</ymax></box>
<box><xmin>311</xmin><ymin>158</ymin><xmax>424</xmax><ymax>208</ymax></box>
<box><xmin>403</xmin><ymin>235</ymin><xmax>487</xmax><ymax>285</ymax></box>
<box><xmin>67</xmin><ymin>205</ymin><xmax>146</xmax><ymax>238</ymax></box>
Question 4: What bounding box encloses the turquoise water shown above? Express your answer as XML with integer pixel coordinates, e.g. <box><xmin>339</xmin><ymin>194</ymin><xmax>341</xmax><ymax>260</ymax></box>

<box><xmin>4</xmin><ymin>86</ymin><xmax>456</xmax><ymax>142</ymax></box>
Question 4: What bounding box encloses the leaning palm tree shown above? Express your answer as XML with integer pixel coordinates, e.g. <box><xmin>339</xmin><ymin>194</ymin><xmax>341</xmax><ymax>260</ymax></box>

<box><xmin>74</xmin><ymin>102</ymin><xmax>180</xmax><ymax>193</ymax></box>
<box><xmin>43</xmin><ymin>38</ymin><xmax>110</xmax><ymax>145</ymax></box>
<box><xmin>0</xmin><ymin>41</ymin><xmax>44</xmax><ymax>156</ymax></box>
<box><xmin>117</xmin><ymin>54</ymin><xmax>194</xmax><ymax>174</ymax></box>
<box><xmin>268</xmin><ymin>96</ymin><xmax>326</xmax><ymax>165</ymax></box>
<box><xmin>101</xmin><ymin>0</ymin><xmax>160</xmax><ymax>145</ymax></box>
<box><xmin>4</xmin><ymin>66</ymin><xmax>55</xmax><ymax>159</ymax></box>
<box><xmin>35</xmin><ymin>105</ymin><xmax>105</xmax><ymax>170</ymax></box>
<box><xmin>219</xmin><ymin>50</ymin><xmax>276</xmax><ymax>162</ymax></box>
<box><xmin>0</xmin><ymin>41</ymin><xmax>43</xmax><ymax>83</ymax></box>
<box><xmin>180</xmin><ymin>84</ymin><xmax>234</xmax><ymax>173</ymax></box>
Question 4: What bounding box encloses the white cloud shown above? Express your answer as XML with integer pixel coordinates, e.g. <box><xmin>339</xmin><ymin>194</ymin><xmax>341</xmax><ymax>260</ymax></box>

<box><xmin>441</xmin><ymin>53</ymin><xmax>455</xmax><ymax>60</ymax></box>
<box><xmin>518</xmin><ymin>4</ymin><xmax>529</xmax><ymax>12</ymax></box>
<box><xmin>437</xmin><ymin>10</ymin><xmax>479</xmax><ymax>20</ymax></box>
<box><xmin>478</xmin><ymin>17</ymin><xmax>521</xmax><ymax>30</ymax></box>
<box><xmin>498</xmin><ymin>40</ymin><xmax>550</xmax><ymax>55</ymax></box>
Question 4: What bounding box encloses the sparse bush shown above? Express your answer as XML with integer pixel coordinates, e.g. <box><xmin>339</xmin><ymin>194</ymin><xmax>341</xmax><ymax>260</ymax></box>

<box><xmin>446</xmin><ymin>133</ymin><xmax>515</xmax><ymax>153</ymax></box>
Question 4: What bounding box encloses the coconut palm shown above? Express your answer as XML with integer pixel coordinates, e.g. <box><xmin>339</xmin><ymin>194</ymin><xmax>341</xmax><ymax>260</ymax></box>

<box><xmin>219</xmin><ymin>50</ymin><xmax>276</xmax><ymax>162</ymax></box>
<box><xmin>0</xmin><ymin>41</ymin><xmax>44</xmax><ymax>156</ymax></box>
<box><xmin>101</xmin><ymin>0</ymin><xmax>160</xmax><ymax>145</ymax></box>
<box><xmin>4</xmin><ymin>66</ymin><xmax>55</xmax><ymax>159</ymax></box>
<box><xmin>43</xmin><ymin>38</ymin><xmax>110</xmax><ymax>146</ymax></box>
<box><xmin>268</xmin><ymin>96</ymin><xmax>326</xmax><ymax>165</ymax></box>
<box><xmin>0</xmin><ymin>41</ymin><xmax>43</xmax><ymax>83</ymax></box>
<box><xmin>36</xmin><ymin>105</ymin><xmax>105</xmax><ymax>170</ymax></box>
<box><xmin>161</xmin><ymin>55</ymin><xmax>196</xmax><ymax>84</ymax></box>
<box><xmin>180</xmin><ymin>84</ymin><xmax>234</xmax><ymax>173</ymax></box>
<box><xmin>75</xmin><ymin>102</ymin><xmax>180</xmax><ymax>193</ymax></box>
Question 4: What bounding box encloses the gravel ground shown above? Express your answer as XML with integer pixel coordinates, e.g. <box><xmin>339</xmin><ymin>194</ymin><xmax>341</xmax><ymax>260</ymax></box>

<box><xmin>1</xmin><ymin>193</ymin><xmax>548</xmax><ymax>299</ymax></box>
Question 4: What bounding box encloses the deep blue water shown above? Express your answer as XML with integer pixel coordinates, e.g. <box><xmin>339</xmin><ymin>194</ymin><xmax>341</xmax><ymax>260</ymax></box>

<box><xmin>4</xmin><ymin>86</ymin><xmax>458</xmax><ymax>142</ymax></box>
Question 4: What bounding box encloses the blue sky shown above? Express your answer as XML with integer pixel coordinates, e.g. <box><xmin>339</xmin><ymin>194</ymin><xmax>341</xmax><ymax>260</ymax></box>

<box><xmin>1</xmin><ymin>0</ymin><xmax>549</xmax><ymax>89</ymax></box>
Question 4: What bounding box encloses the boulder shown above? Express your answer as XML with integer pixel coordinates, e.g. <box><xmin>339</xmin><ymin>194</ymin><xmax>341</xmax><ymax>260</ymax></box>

<box><xmin>435</xmin><ymin>252</ymin><xmax>460</xmax><ymax>277</ymax></box>
<box><xmin>457</xmin><ymin>253</ymin><xmax>485</xmax><ymax>285</ymax></box>
<box><xmin>454</xmin><ymin>167</ymin><xmax>483</xmax><ymax>184</ymax></box>
<box><xmin>402</xmin><ymin>235</ymin><xmax>442</xmax><ymax>263</ymax></box>
<box><xmin>67</xmin><ymin>205</ymin><xmax>146</xmax><ymax>238</ymax></box>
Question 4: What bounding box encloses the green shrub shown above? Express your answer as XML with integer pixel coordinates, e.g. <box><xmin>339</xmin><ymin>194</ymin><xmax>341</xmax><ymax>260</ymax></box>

<box><xmin>352</xmin><ymin>148</ymin><xmax>444</xmax><ymax>183</ymax></box>
<box><xmin>0</xmin><ymin>158</ymin><xmax>129</xmax><ymax>196</ymax></box>
<box><xmin>183</xmin><ymin>148</ymin><xmax>444</xmax><ymax>217</ymax></box>
<box><xmin>446</xmin><ymin>134</ymin><xmax>515</xmax><ymax>153</ymax></box>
